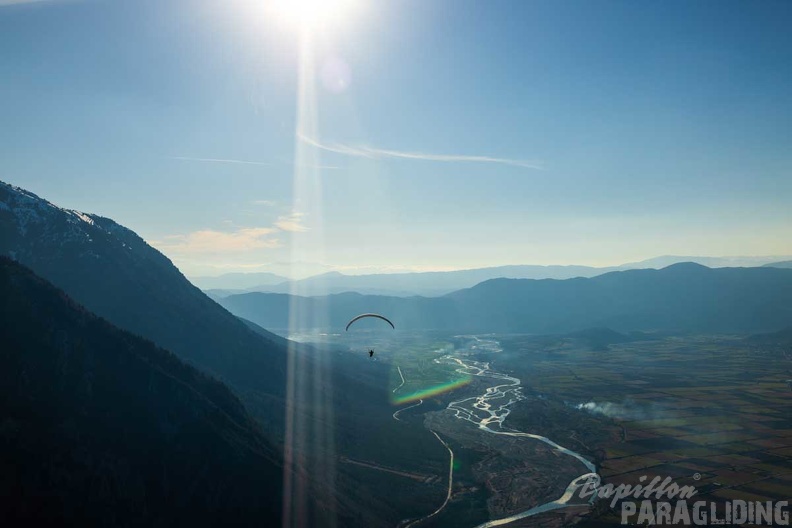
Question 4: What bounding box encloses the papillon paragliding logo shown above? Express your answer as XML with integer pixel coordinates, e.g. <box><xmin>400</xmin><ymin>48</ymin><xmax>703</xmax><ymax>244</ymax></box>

<box><xmin>345</xmin><ymin>313</ymin><xmax>395</xmax><ymax>358</ymax></box>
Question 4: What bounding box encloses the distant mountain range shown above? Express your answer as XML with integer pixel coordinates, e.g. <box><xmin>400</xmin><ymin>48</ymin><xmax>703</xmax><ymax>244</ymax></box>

<box><xmin>0</xmin><ymin>257</ymin><xmax>282</xmax><ymax>526</ymax></box>
<box><xmin>5</xmin><ymin>176</ymin><xmax>789</xmax><ymax>364</ymax></box>
<box><xmin>622</xmin><ymin>255</ymin><xmax>792</xmax><ymax>269</ymax></box>
<box><xmin>218</xmin><ymin>263</ymin><xmax>792</xmax><ymax>335</ymax></box>
<box><xmin>196</xmin><ymin>255</ymin><xmax>792</xmax><ymax>298</ymax></box>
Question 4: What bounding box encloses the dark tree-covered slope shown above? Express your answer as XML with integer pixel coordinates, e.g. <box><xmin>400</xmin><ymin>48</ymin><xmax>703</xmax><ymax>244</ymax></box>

<box><xmin>0</xmin><ymin>257</ymin><xmax>282</xmax><ymax>527</ymax></box>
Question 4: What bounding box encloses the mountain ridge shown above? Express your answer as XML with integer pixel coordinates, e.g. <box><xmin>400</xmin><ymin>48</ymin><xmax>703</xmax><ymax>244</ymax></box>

<box><xmin>218</xmin><ymin>263</ymin><xmax>792</xmax><ymax>335</ymax></box>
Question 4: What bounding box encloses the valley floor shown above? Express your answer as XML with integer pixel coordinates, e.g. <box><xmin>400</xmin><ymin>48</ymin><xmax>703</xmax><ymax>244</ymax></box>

<box><xmin>291</xmin><ymin>330</ymin><xmax>792</xmax><ymax>527</ymax></box>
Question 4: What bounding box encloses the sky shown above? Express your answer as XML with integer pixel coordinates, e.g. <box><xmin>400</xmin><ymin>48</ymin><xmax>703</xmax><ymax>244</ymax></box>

<box><xmin>1</xmin><ymin>0</ymin><xmax>791</xmax><ymax>278</ymax></box>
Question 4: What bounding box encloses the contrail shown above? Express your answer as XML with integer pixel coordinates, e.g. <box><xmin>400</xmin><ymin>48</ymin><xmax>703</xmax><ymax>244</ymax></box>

<box><xmin>298</xmin><ymin>133</ymin><xmax>544</xmax><ymax>170</ymax></box>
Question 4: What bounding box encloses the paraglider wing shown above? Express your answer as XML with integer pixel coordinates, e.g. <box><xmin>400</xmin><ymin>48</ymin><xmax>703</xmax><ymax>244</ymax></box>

<box><xmin>345</xmin><ymin>313</ymin><xmax>395</xmax><ymax>331</ymax></box>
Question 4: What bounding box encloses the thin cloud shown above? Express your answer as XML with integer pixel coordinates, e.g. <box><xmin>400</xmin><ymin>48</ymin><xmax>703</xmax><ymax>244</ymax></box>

<box><xmin>152</xmin><ymin>212</ymin><xmax>308</xmax><ymax>257</ymax></box>
<box><xmin>169</xmin><ymin>156</ymin><xmax>274</xmax><ymax>167</ymax></box>
<box><xmin>275</xmin><ymin>212</ymin><xmax>309</xmax><ymax>232</ymax></box>
<box><xmin>297</xmin><ymin>133</ymin><xmax>544</xmax><ymax>170</ymax></box>
<box><xmin>151</xmin><ymin>227</ymin><xmax>280</xmax><ymax>254</ymax></box>
<box><xmin>251</xmin><ymin>199</ymin><xmax>276</xmax><ymax>206</ymax></box>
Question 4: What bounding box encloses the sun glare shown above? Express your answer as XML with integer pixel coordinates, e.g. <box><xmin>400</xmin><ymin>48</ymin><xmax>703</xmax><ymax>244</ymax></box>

<box><xmin>270</xmin><ymin>0</ymin><xmax>358</xmax><ymax>32</ymax></box>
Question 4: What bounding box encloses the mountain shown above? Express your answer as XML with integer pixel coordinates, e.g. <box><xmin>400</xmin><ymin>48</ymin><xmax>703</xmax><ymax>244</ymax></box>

<box><xmin>219</xmin><ymin>291</ymin><xmax>457</xmax><ymax>331</ymax></box>
<box><xmin>449</xmin><ymin>262</ymin><xmax>792</xmax><ymax>334</ymax></box>
<box><xmin>189</xmin><ymin>271</ymin><xmax>289</xmax><ymax>290</ymax></box>
<box><xmin>202</xmin><ymin>256</ymin><xmax>792</xmax><ymax>298</ymax></box>
<box><xmin>219</xmin><ymin>263</ymin><xmax>792</xmax><ymax>335</ymax></box>
<box><xmin>0</xmin><ymin>257</ymin><xmax>282</xmax><ymax>527</ymax></box>
<box><xmin>0</xmin><ymin>180</ymin><xmax>287</xmax><ymax>429</ymax></box>
<box><xmin>217</xmin><ymin>265</ymin><xmax>615</xmax><ymax>298</ymax></box>
<box><xmin>622</xmin><ymin>255</ymin><xmax>792</xmax><ymax>269</ymax></box>
<box><xmin>764</xmin><ymin>260</ymin><xmax>792</xmax><ymax>269</ymax></box>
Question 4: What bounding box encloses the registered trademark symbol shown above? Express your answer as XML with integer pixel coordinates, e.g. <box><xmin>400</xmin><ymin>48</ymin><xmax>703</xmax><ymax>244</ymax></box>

<box><xmin>693</xmin><ymin>473</ymin><xmax>701</xmax><ymax>480</ymax></box>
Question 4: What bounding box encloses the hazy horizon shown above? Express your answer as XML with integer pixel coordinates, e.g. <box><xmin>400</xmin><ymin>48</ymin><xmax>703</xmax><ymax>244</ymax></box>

<box><xmin>187</xmin><ymin>254</ymin><xmax>792</xmax><ymax>281</ymax></box>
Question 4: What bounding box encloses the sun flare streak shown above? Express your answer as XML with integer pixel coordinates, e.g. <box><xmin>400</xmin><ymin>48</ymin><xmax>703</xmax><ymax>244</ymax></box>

<box><xmin>281</xmin><ymin>32</ymin><xmax>337</xmax><ymax>528</ymax></box>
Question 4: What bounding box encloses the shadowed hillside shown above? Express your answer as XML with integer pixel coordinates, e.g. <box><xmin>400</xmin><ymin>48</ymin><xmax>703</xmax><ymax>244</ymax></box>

<box><xmin>0</xmin><ymin>257</ymin><xmax>282</xmax><ymax>527</ymax></box>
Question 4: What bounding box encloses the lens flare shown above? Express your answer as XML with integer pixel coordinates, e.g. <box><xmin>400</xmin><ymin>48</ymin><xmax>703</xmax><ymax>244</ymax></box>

<box><xmin>392</xmin><ymin>377</ymin><xmax>472</xmax><ymax>405</ymax></box>
<box><xmin>321</xmin><ymin>57</ymin><xmax>351</xmax><ymax>93</ymax></box>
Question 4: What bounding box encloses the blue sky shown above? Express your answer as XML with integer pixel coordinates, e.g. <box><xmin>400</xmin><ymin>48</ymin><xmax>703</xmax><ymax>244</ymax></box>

<box><xmin>1</xmin><ymin>0</ymin><xmax>791</xmax><ymax>277</ymax></box>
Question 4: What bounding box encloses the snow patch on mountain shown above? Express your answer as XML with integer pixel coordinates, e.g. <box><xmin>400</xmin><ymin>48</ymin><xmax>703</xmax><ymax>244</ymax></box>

<box><xmin>2</xmin><ymin>181</ymin><xmax>104</xmax><ymax>239</ymax></box>
<box><xmin>67</xmin><ymin>210</ymin><xmax>96</xmax><ymax>226</ymax></box>
<box><xmin>1</xmin><ymin>179</ymin><xmax>178</xmax><ymax>271</ymax></box>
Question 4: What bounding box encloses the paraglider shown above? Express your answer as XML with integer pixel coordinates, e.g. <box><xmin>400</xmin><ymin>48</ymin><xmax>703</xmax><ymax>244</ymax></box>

<box><xmin>345</xmin><ymin>313</ymin><xmax>395</xmax><ymax>331</ymax></box>
<box><xmin>345</xmin><ymin>313</ymin><xmax>394</xmax><ymax>359</ymax></box>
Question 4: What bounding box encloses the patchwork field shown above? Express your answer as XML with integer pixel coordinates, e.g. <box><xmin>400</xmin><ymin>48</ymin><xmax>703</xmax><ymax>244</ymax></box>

<box><xmin>495</xmin><ymin>334</ymin><xmax>792</xmax><ymax>526</ymax></box>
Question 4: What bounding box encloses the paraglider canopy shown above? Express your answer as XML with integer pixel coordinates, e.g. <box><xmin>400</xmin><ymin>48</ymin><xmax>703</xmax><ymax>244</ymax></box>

<box><xmin>345</xmin><ymin>313</ymin><xmax>395</xmax><ymax>331</ymax></box>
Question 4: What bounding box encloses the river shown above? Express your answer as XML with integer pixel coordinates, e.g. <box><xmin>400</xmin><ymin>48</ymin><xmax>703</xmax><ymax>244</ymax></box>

<box><xmin>398</xmin><ymin>336</ymin><xmax>599</xmax><ymax>527</ymax></box>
